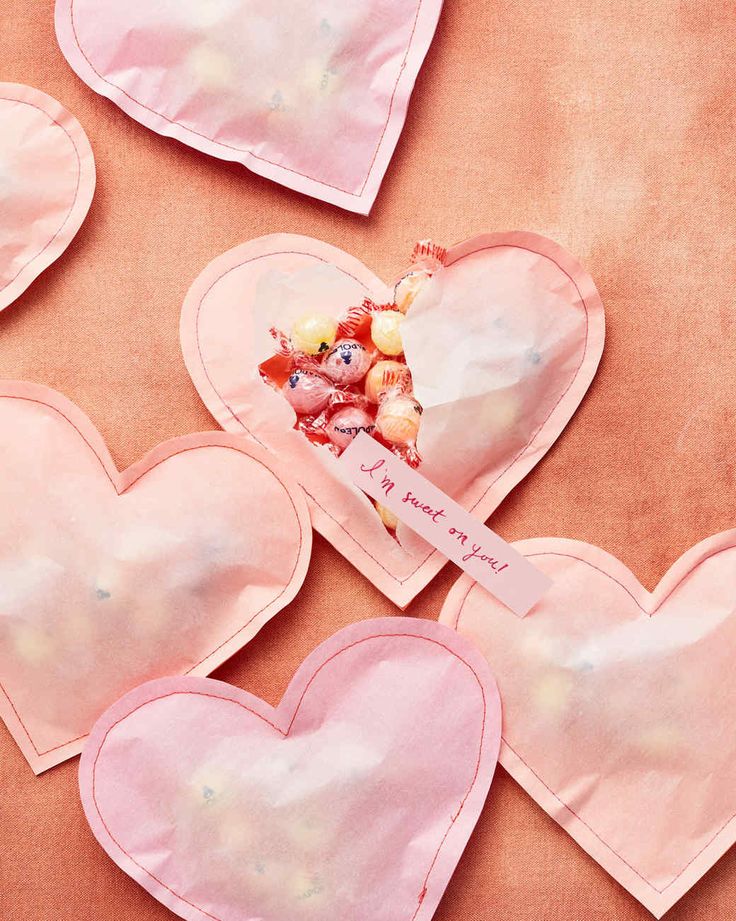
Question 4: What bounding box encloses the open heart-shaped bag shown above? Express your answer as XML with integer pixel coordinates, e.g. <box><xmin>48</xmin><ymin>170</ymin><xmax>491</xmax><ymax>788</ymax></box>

<box><xmin>181</xmin><ymin>232</ymin><xmax>605</xmax><ymax>607</ymax></box>
<box><xmin>0</xmin><ymin>381</ymin><xmax>311</xmax><ymax>773</ymax></box>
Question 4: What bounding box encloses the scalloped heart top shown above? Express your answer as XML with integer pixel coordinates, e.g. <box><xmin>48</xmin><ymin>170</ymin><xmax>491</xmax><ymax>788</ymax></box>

<box><xmin>441</xmin><ymin>534</ymin><xmax>736</xmax><ymax>917</ymax></box>
<box><xmin>80</xmin><ymin>618</ymin><xmax>501</xmax><ymax>921</ymax></box>
<box><xmin>54</xmin><ymin>0</ymin><xmax>442</xmax><ymax>214</ymax></box>
<box><xmin>0</xmin><ymin>381</ymin><xmax>311</xmax><ymax>774</ymax></box>
<box><xmin>181</xmin><ymin>232</ymin><xmax>605</xmax><ymax>607</ymax></box>
<box><xmin>0</xmin><ymin>83</ymin><xmax>95</xmax><ymax>311</ymax></box>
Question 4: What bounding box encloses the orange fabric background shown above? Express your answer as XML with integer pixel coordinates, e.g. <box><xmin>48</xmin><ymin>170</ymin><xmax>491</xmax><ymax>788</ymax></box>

<box><xmin>2</xmin><ymin>1</ymin><xmax>736</xmax><ymax>918</ymax></box>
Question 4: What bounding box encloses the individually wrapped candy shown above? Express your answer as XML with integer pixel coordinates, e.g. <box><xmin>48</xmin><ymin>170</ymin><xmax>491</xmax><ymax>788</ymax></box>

<box><xmin>322</xmin><ymin>338</ymin><xmax>372</xmax><ymax>385</ymax></box>
<box><xmin>279</xmin><ymin>312</ymin><xmax>338</xmax><ymax>357</ymax></box>
<box><xmin>267</xmin><ymin>320</ymin><xmax>379</xmax><ymax>455</ymax></box>
<box><xmin>376</xmin><ymin>373</ymin><xmax>423</xmax><ymax>469</ymax></box>
<box><xmin>281</xmin><ymin>369</ymin><xmax>333</xmax><ymax>415</ymax></box>
<box><xmin>393</xmin><ymin>241</ymin><xmax>448</xmax><ymax>314</ymax></box>
<box><xmin>296</xmin><ymin>387</ymin><xmax>370</xmax><ymax>442</ymax></box>
<box><xmin>364</xmin><ymin>360</ymin><xmax>410</xmax><ymax>403</ymax></box>
<box><xmin>325</xmin><ymin>406</ymin><xmax>377</xmax><ymax>452</ymax></box>
<box><xmin>269</xmin><ymin>325</ymin><xmax>324</xmax><ymax>369</ymax></box>
<box><xmin>370</xmin><ymin>309</ymin><xmax>405</xmax><ymax>356</ymax></box>
<box><xmin>336</xmin><ymin>296</ymin><xmax>396</xmax><ymax>340</ymax></box>
<box><xmin>335</xmin><ymin>297</ymin><xmax>406</xmax><ymax>356</ymax></box>
<box><xmin>375</xmin><ymin>501</ymin><xmax>399</xmax><ymax>531</ymax></box>
<box><xmin>334</xmin><ymin>241</ymin><xmax>447</xmax><ymax>357</ymax></box>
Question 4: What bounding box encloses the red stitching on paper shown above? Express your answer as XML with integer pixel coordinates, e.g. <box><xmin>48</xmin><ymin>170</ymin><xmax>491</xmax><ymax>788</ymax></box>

<box><xmin>66</xmin><ymin>0</ymin><xmax>426</xmax><ymax>200</ymax></box>
<box><xmin>0</xmin><ymin>95</ymin><xmax>83</xmax><ymax>297</ymax></box>
<box><xmin>523</xmin><ymin>548</ymin><xmax>736</xmax><ymax>617</ymax></box>
<box><xmin>90</xmin><ymin>633</ymin><xmax>489</xmax><ymax>921</ymax></box>
<box><xmin>194</xmin><ymin>245</ymin><xmax>595</xmax><ymax>587</ymax></box>
<box><xmin>0</xmin><ymin>392</ymin><xmax>305</xmax><ymax>760</ymax></box>
<box><xmin>452</xmin><ymin>550</ymin><xmax>736</xmax><ymax>894</ymax></box>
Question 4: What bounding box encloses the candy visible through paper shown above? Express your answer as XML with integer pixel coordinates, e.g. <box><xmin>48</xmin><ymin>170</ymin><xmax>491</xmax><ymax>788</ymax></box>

<box><xmin>440</xmin><ymin>535</ymin><xmax>736</xmax><ymax>917</ymax></box>
<box><xmin>79</xmin><ymin>618</ymin><xmax>502</xmax><ymax>921</ymax></box>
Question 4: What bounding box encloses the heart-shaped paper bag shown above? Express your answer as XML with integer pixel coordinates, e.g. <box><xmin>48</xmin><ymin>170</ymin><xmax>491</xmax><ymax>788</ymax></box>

<box><xmin>80</xmin><ymin>618</ymin><xmax>501</xmax><ymax>921</ymax></box>
<box><xmin>441</xmin><ymin>534</ymin><xmax>736</xmax><ymax>917</ymax></box>
<box><xmin>181</xmin><ymin>232</ymin><xmax>605</xmax><ymax>607</ymax></box>
<box><xmin>0</xmin><ymin>83</ymin><xmax>95</xmax><ymax>311</ymax></box>
<box><xmin>0</xmin><ymin>381</ymin><xmax>311</xmax><ymax>773</ymax></box>
<box><xmin>55</xmin><ymin>0</ymin><xmax>442</xmax><ymax>213</ymax></box>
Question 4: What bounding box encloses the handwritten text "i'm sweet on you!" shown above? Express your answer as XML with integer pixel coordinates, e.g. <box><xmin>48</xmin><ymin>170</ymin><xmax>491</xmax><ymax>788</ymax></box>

<box><xmin>360</xmin><ymin>459</ymin><xmax>510</xmax><ymax>574</ymax></box>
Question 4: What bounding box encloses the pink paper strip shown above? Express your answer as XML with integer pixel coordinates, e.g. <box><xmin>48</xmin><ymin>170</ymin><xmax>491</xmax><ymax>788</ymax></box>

<box><xmin>340</xmin><ymin>434</ymin><xmax>551</xmax><ymax>615</ymax></box>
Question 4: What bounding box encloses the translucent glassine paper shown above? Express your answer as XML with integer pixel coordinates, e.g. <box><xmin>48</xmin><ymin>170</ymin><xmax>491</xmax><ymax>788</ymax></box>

<box><xmin>80</xmin><ymin>618</ymin><xmax>501</xmax><ymax>921</ymax></box>
<box><xmin>0</xmin><ymin>83</ymin><xmax>95</xmax><ymax>311</ymax></box>
<box><xmin>54</xmin><ymin>0</ymin><xmax>442</xmax><ymax>214</ymax></box>
<box><xmin>0</xmin><ymin>381</ymin><xmax>311</xmax><ymax>774</ymax></box>
<box><xmin>440</xmin><ymin>534</ymin><xmax>736</xmax><ymax>917</ymax></box>
<box><xmin>180</xmin><ymin>232</ymin><xmax>605</xmax><ymax>607</ymax></box>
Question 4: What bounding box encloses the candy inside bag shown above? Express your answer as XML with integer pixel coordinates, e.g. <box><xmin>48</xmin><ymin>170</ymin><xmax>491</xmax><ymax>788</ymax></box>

<box><xmin>265</xmin><ymin>322</ymin><xmax>378</xmax><ymax>456</ymax></box>
<box><xmin>187</xmin><ymin>229</ymin><xmax>604</xmax><ymax>600</ymax></box>
<box><xmin>260</xmin><ymin>241</ymin><xmax>446</xmax><ymax>524</ymax></box>
<box><xmin>393</xmin><ymin>241</ymin><xmax>447</xmax><ymax>313</ymax></box>
<box><xmin>375</xmin><ymin>372</ymin><xmax>423</xmax><ymax>469</ymax></box>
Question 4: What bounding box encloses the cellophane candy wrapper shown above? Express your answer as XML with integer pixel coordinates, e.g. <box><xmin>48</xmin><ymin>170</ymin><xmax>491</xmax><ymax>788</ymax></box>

<box><xmin>441</xmin><ymin>534</ymin><xmax>736</xmax><ymax>918</ymax></box>
<box><xmin>0</xmin><ymin>82</ymin><xmax>95</xmax><ymax>311</ymax></box>
<box><xmin>54</xmin><ymin>0</ymin><xmax>443</xmax><ymax>214</ymax></box>
<box><xmin>79</xmin><ymin>618</ymin><xmax>501</xmax><ymax>921</ymax></box>
<box><xmin>0</xmin><ymin>382</ymin><xmax>311</xmax><ymax>774</ymax></box>
<box><xmin>181</xmin><ymin>232</ymin><xmax>606</xmax><ymax>608</ymax></box>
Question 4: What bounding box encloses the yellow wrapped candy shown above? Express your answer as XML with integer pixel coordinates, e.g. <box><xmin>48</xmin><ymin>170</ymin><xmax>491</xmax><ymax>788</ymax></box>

<box><xmin>394</xmin><ymin>270</ymin><xmax>429</xmax><ymax>314</ymax></box>
<box><xmin>376</xmin><ymin>502</ymin><xmax>399</xmax><ymax>531</ymax></box>
<box><xmin>371</xmin><ymin>309</ymin><xmax>404</xmax><ymax>356</ymax></box>
<box><xmin>364</xmin><ymin>360</ymin><xmax>407</xmax><ymax>403</ymax></box>
<box><xmin>377</xmin><ymin>395</ymin><xmax>422</xmax><ymax>445</ymax></box>
<box><xmin>291</xmin><ymin>313</ymin><xmax>338</xmax><ymax>356</ymax></box>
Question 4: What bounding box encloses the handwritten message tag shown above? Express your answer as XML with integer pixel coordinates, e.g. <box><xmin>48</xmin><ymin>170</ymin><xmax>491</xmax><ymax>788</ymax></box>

<box><xmin>340</xmin><ymin>435</ymin><xmax>552</xmax><ymax>616</ymax></box>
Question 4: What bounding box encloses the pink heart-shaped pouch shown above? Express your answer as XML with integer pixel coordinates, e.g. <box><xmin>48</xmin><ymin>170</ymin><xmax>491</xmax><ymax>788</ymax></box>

<box><xmin>0</xmin><ymin>83</ymin><xmax>95</xmax><ymax>312</ymax></box>
<box><xmin>80</xmin><ymin>617</ymin><xmax>501</xmax><ymax>921</ymax></box>
<box><xmin>181</xmin><ymin>232</ymin><xmax>605</xmax><ymax>607</ymax></box>
<box><xmin>441</xmin><ymin>534</ymin><xmax>736</xmax><ymax>917</ymax></box>
<box><xmin>0</xmin><ymin>381</ymin><xmax>311</xmax><ymax>774</ymax></box>
<box><xmin>54</xmin><ymin>0</ymin><xmax>442</xmax><ymax>214</ymax></box>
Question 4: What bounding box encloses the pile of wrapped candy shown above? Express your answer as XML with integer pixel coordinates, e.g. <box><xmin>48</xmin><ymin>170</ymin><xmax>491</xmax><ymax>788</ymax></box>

<box><xmin>263</xmin><ymin>242</ymin><xmax>446</xmax><ymax>531</ymax></box>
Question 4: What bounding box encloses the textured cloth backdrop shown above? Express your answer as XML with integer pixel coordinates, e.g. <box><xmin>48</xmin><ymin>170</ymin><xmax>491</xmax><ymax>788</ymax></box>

<box><xmin>1</xmin><ymin>1</ymin><xmax>735</xmax><ymax>919</ymax></box>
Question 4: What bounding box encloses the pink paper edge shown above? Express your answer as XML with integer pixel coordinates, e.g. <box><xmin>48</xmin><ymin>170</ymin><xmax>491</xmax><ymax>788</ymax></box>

<box><xmin>440</xmin><ymin>531</ymin><xmax>736</xmax><ymax>917</ymax></box>
<box><xmin>0</xmin><ymin>379</ymin><xmax>312</xmax><ymax>775</ymax></box>
<box><xmin>180</xmin><ymin>231</ymin><xmax>606</xmax><ymax>608</ymax></box>
<box><xmin>78</xmin><ymin>617</ymin><xmax>501</xmax><ymax>921</ymax></box>
<box><xmin>53</xmin><ymin>0</ymin><xmax>443</xmax><ymax>215</ymax></box>
<box><xmin>0</xmin><ymin>82</ymin><xmax>96</xmax><ymax>312</ymax></box>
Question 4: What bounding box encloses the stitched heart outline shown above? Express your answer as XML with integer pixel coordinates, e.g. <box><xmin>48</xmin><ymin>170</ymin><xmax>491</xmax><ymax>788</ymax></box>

<box><xmin>440</xmin><ymin>533</ymin><xmax>736</xmax><ymax>917</ymax></box>
<box><xmin>80</xmin><ymin>617</ymin><xmax>501</xmax><ymax>921</ymax></box>
<box><xmin>0</xmin><ymin>83</ymin><xmax>95</xmax><ymax>312</ymax></box>
<box><xmin>181</xmin><ymin>231</ymin><xmax>605</xmax><ymax>607</ymax></box>
<box><xmin>0</xmin><ymin>380</ymin><xmax>311</xmax><ymax>773</ymax></box>
<box><xmin>54</xmin><ymin>0</ymin><xmax>443</xmax><ymax>213</ymax></box>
